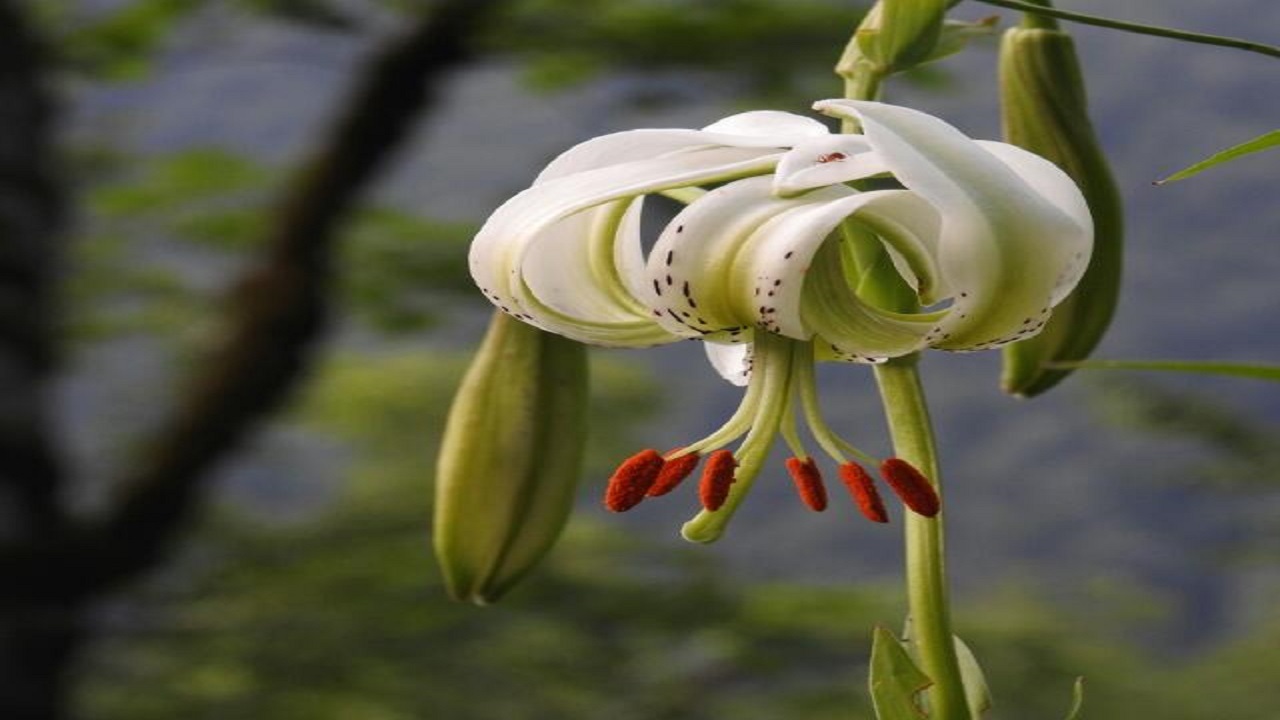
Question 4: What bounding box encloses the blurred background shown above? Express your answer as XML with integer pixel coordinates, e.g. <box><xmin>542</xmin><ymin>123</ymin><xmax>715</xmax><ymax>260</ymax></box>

<box><xmin>2</xmin><ymin>0</ymin><xmax>1278</xmax><ymax>718</ymax></box>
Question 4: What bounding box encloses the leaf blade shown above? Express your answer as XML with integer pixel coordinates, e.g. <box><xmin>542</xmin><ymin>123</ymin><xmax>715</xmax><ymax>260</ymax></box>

<box><xmin>1049</xmin><ymin>359</ymin><xmax>1280</xmax><ymax>382</ymax></box>
<box><xmin>954</xmin><ymin>635</ymin><xmax>993</xmax><ymax>718</ymax></box>
<box><xmin>1156</xmin><ymin>129</ymin><xmax>1280</xmax><ymax>184</ymax></box>
<box><xmin>1064</xmin><ymin>677</ymin><xmax>1085</xmax><ymax>720</ymax></box>
<box><xmin>869</xmin><ymin>625</ymin><xmax>932</xmax><ymax>720</ymax></box>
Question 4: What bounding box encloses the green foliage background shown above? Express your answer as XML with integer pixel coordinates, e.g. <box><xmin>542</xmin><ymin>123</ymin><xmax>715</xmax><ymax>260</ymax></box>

<box><xmin>36</xmin><ymin>0</ymin><xmax>1280</xmax><ymax>718</ymax></box>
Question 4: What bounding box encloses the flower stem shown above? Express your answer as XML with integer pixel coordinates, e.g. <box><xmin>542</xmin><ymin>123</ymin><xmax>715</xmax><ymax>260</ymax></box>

<box><xmin>838</xmin><ymin>15</ymin><xmax>967</xmax><ymax>717</ymax></box>
<box><xmin>874</xmin><ymin>356</ymin><xmax>969</xmax><ymax>720</ymax></box>
<box><xmin>974</xmin><ymin>0</ymin><xmax>1280</xmax><ymax>59</ymax></box>
<box><xmin>1018</xmin><ymin>0</ymin><xmax>1059</xmax><ymax>30</ymax></box>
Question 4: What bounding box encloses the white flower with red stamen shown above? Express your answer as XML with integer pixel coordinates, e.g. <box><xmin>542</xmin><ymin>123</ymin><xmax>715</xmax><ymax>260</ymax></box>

<box><xmin>469</xmin><ymin>101</ymin><xmax>1093</xmax><ymax>542</ymax></box>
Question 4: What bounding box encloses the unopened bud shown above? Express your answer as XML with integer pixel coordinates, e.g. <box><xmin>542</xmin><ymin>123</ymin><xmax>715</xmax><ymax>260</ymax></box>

<box><xmin>999</xmin><ymin>25</ymin><xmax>1124</xmax><ymax>397</ymax></box>
<box><xmin>848</xmin><ymin>0</ymin><xmax>947</xmax><ymax>75</ymax></box>
<box><xmin>433</xmin><ymin>312</ymin><xmax>588</xmax><ymax>605</ymax></box>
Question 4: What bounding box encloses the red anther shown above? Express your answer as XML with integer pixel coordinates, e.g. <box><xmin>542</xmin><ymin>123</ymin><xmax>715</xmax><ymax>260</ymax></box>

<box><xmin>785</xmin><ymin>456</ymin><xmax>828</xmax><ymax>511</ymax></box>
<box><xmin>838</xmin><ymin>462</ymin><xmax>889</xmax><ymax>523</ymax></box>
<box><xmin>699</xmin><ymin>450</ymin><xmax>738</xmax><ymax>512</ymax></box>
<box><xmin>648</xmin><ymin>449</ymin><xmax>701</xmax><ymax>497</ymax></box>
<box><xmin>604</xmin><ymin>449</ymin><xmax>664</xmax><ymax>512</ymax></box>
<box><xmin>879</xmin><ymin>458</ymin><xmax>941</xmax><ymax>518</ymax></box>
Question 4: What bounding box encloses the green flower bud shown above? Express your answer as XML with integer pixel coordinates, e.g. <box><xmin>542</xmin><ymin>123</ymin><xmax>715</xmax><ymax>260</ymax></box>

<box><xmin>842</xmin><ymin>0</ymin><xmax>947</xmax><ymax>76</ymax></box>
<box><xmin>433</xmin><ymin>311</ymin><xmax>588</xmax><ymax>604</ymax></box>
<box><xmin>999</xmin><ymin>24</ymin><xmax>1125</xmax><ymax>397</ymax></box>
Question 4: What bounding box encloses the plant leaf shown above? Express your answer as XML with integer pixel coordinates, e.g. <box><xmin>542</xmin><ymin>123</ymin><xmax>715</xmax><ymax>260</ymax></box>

<box><xmin>1156</xmin><ymin>130</ymin><xmax>1280</xmax><ymax>184</ymax></box>
<box><xmin>1049</xmin><ymin>359</ymin><xmax>1280</xmax><ymax>382</ymax></box>
<box><xmin>1064</xmin><ymin>677</ymin><xmax>1085</xmax><ymax>720</ymax></box>
<box><xmin>921</xmin><ymin>16</ymin><xmax>1001</xmax><ymax>65</ymax></box>
<box><xmin>954</xmin><ymin>635</ymin><xmax>993</xmax><ymax>718</ymax></box>
<box><xmin>869</xmin><ymin>625</ymin><xmax>932</xmax><ymax>720</ymax></box>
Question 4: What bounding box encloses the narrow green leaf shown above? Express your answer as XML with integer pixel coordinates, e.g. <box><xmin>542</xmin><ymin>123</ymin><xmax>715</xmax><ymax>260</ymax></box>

<box><xmin>954</xmin><ymin>635</ymin><xmax>993</xmax><ymax>718</ymax></box>
<box><xmin>920</xmin><ymin>16</ymin><xmax>1001</xmax><ymax>65</ymax></box>
<box><xmin>1063</xmin><ymin>677</ymin><xmax>1085</xmax><ymax>720</ymax></box>
<box><xmin>1049</xmin><ymin>359</ymin><xmax>1280</xmax><ymax>382</ymax></box>
<box><xmin>1156</xmin><ymin>130</ymin><xmax>1280</xmax><ymax>184</ymax></box>
<box><xmin>869</xmin><ymin>626</ymin><xmax>932</xmax><ymax>720</ymax></box>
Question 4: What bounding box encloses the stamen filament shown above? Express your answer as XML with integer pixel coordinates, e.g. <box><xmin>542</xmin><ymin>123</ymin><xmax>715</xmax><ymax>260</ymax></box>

<box><xmin>794</xmin><ymin>344</ymin><xmax>878</xmax><ymax>466</ymax></box>
<box><xmin>682</xmin><ymin>356</ymin><xmax>767</xmax><ymax>454</ymax></box>
<box><xmin>779</xmin><ymin>402</ymin><xmax>809</xmax><ymax>459</ymax></box>
<box><xmin>682</xmin><ymin>332</ymin><xmax>796</xmax><ymax>542</ymax></box>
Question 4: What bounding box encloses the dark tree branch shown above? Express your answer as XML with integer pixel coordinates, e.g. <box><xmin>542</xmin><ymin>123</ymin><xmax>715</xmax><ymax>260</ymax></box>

<box><xmin>73</xmin><ymin>0</ymin><xmax>503</xmax><ymax>596</ymax></box>
<box><xmin>0</xmin><ymin>4</ymin><xmax>84</xmax><ymax>716</ymax></box>
<box><xmin>0</xmin><ymin>0</ymin><xmax>68</xmax><ymax>536</ymax></box>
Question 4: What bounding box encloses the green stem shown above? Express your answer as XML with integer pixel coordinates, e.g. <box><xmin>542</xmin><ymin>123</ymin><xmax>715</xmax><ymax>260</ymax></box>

<box><xmin>843</xmin><ymin>70</ymin><xmax>884</xmax><ymax>108</ymax></box>
<box><xmin>973</xmin><ymin>0</ymin><xmax>1280</xmax><ymax>59</ymax></box>
<box><xmin>874</xmin><ymin>356</ymin><xmax>969</xmax><ymax>720</ymax></box>
<box><xmin>836</xmin><ymin>38</ymin><xmax>966</xmax><ymax>716</ymax></box>
<box><xmin>1018</xmin><ymin>0</ymin><xmax>1058</xmax><ymax>30</ymax></box>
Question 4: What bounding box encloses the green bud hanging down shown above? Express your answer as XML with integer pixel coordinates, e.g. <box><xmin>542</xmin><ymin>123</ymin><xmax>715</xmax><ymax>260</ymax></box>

<box><xmin>838</xmin><ymin>1</ymin><xmax>995</xmax><ymax>103</ymax></box>
<box><xmin>999</xmin><ymin>22</ymin><xmax>1124</xmax><ymax>397</ymax></box>
<box><xmin>850</xmin><ymin>0</ymin><xmax>947</xmax><ymax>74</ymax></box>
<box><xmin>433</xmin><ymin>311</ymin><xmax>588</xmax><ymax>604</ymax></box>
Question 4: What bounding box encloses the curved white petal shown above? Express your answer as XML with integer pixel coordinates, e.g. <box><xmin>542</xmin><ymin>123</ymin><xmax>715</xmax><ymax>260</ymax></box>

<box><xmin>535</xmin><ymin>112</ymin><xmax>827</xmax><ymax>184</ymax></box>
<box><xmin>705</xmin><ymin>341</ymin><xmax>754</xmax><ymax>387</ymax></box>
<box><xmin>731</xmin><ymin>188</ymin><xmax>942</xmax><ymax>357</ymax></box>
<box><xmin>702</xmin><ymin>110</ymin><xmax>830</xmax><ymax>139</ymax></box>
<box><xmin>975</xmin><ymin>140</ymin><xmax>1093</xmax><ymax>304</ymax></box>
<box><xmin>851</xmin><ymin>193</ymin><xmax>950</xmax><ymax>304</ymax></box>
<box><xmin>613</xmin><ymin>197</ymin><xmax>652</xmax><ymax>302</ymax></box>
<box><xmin>644</xmin><ymin>176</ymin><xmax>822</xmax><ymax>338</ymax></box>
<box><xmin>773</xmin><ymin>135</ymin><xmax>887</xmax><ymax>197</ymax></box>
<box><xmin>535</xmin><ymin>129</ymin><xmax>734</xmax><ymax>183</ymax></box>
<box><xmin>647</xmin><ymin>178</ymin><xmax>947</xmax><ymax>360</ymax></box>
<box><xmin>471</xmin><ymin>146</ymin><xmax>783</xmax><ymax>346</ymax></box>
<box><xmin>814</xmin><ymin>100</ymin><xmax>1093</xmax><ymax>351</ymax></box>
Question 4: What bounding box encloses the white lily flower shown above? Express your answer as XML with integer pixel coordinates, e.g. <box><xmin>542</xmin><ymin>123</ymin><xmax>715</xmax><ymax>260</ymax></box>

<box><xmin>467</xmin><ymin>101</ymin><xmax>1093</xmax><ymax>543</ymax></box>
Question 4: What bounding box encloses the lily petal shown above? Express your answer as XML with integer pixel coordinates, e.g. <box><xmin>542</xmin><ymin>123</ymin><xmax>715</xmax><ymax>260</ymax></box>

<box><xmin>472</xmin><ymin>146</ymin><xmax>783</xmax><ymax>346</ymax></box>
<box><xmin>705</xmin><ymin>341</ymin><xmax>754</xmax><ymax>387</ymax></box>
<box><xmin>814</xmin><ymin>100</ymin><xmax>1090</xmax><ymax>351</ymax></box>
<box><xmin>732</xmin><ymin>188</ymin><xmax>943</xmax><ymax>357</ymax></box>
<box><xmin>701</xmin><ymin>110</ymin><xmax>831</xmax><ymax>139</ymax></box>
<box><xmin>536</xmin><ymin>111</ymin><xmax>827</xmax><ymax>184</ymax></box>
<box><xmin>975</xmin><ymin>140</ymin><xmax>1093</xmax><ymax>303</ymax></box>
<box><xmin>645</xmin><ymin>176</ymin><xmax>827</xmax><ymax>338</ymax></box>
